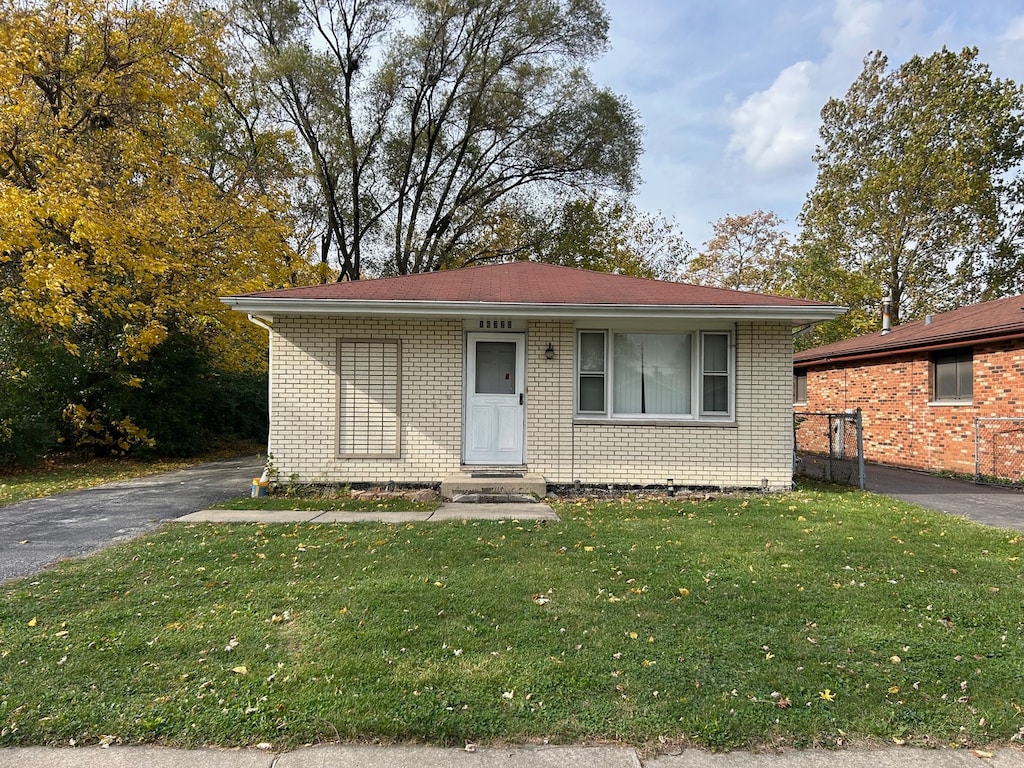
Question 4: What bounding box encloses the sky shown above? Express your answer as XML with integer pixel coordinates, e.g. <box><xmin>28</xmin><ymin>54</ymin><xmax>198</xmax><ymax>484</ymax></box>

<box><xmin>588</xmin><ymin>0</ymin><xmax>1024</xmax><ymax>248</ymax></box>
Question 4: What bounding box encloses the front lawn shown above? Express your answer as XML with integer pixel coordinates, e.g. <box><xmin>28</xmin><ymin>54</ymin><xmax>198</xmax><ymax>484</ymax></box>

<box><xmin>1</xmin><ymin>486</ymin><xmax>1022</xmax><ymax>752</ymax></box>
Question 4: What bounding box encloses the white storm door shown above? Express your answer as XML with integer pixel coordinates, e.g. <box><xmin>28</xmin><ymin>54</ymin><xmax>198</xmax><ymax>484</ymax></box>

<box><xmin>465</xmin><ymin>333</ymin><xmax>525</xmax><ymax>464</ymax></box>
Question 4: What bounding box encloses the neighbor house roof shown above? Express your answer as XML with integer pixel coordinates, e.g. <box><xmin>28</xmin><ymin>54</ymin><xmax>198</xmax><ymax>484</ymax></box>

<box><xmin>794</xmin><ymin>293</ymin><xmax>1024</xmax><ymax>367</ymax></box>
<box><xmin>223</xmin><ymin>261</ymin><xmax>844</xmax><ymax>323</ymax></box>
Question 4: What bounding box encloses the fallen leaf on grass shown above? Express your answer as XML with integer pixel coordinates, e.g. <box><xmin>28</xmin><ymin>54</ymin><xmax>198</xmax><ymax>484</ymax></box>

<box><xmin>232</xmin><ymin>666</ymin><xmax>248</xmax><ymax>675</ymax></box>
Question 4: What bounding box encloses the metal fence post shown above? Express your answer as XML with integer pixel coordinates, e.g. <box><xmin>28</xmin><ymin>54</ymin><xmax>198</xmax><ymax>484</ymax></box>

<box><xmin>856</xmin><ymin>407</ymin><xmax>865</xmax><ymax>490</ymax></box>
<box><xmin>974</xmin><ymin>416</ymin><xmax>981</xmax><ymax>484</ymax></box>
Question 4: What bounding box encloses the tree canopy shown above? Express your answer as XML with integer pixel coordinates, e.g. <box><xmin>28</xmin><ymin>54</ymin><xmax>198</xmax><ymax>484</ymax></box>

<box><xmin>0</xmin><ymin>0</ymin><xmax>303</xmax><ymax>461</ymax></box>
<box><xmin>679</xmin><ymin>210</ymin><xmax>792</xmax><ymax>294</ymax></box>
<box><xmin>234</xmin><ymin>0</ymin><xmax>643</xmax><ymax>279</ymax></box>
<box><xmin>797</xmin><ymin>47</ymin><xmax>1024</xmax><ymax>340</ymax></box>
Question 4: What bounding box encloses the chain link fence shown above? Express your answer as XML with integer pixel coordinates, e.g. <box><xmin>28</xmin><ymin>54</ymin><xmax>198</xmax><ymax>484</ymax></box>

<box><xmin>975</xmin><ymin>417</ymin><xmax>1024</xmax><ymax>487</ymax></box>
<box><xmin>794</xmin><ymin>409</ymin><xmax>865</xmax><ymax>489</ymax></box>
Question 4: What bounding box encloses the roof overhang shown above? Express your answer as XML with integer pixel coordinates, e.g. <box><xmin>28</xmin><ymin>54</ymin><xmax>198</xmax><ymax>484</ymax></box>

<box><xmin>221</xmin><ymin>297</ymin><xmax>847</xmax><ymax>324</ymax></box>
<box><xmin>795</xmin><ymin>328</ymin><xmax>1024</xmax><ymax>367</ymax></box>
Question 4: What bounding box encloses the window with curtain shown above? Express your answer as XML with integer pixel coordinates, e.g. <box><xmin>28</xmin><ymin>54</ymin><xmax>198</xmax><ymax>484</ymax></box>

<box><xmin>576</xmin><ymin>330</ymin><xmax>732</xmax><ymax>419</ymax></box>
<box><xmin>613</xmin><ymin>333</ymin><xmax>691</xmax><ymax>415</ymax></box>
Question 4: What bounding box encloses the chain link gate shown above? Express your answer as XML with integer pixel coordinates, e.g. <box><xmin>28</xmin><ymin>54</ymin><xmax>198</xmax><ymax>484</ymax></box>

<box><xmin>975</xmin><ymin>417</ymin><xmax>1024</xmax><ymax>487</ymax></box>
<box><xmin>793</xmin><ymin>409</ymin><xmax>865</xmax><ymax>489</ymax></box>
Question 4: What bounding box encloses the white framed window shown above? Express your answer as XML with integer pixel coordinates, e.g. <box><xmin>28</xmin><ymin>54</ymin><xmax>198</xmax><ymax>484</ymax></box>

<box><xmin>577</xmin><ymin>331</ymin><xmax>607</xmax><ymax>413</ymax></box>
<box><xmin>338</xmin><ymin>339</ymin><xmax>401</xmax><ymax>457</ymax></box>
<box><xmin>576</xmin><ymin>329</ymin><xmax>733</xmax><ymax>420</ymax></box>
<box><xmin>701</xmin><ymin>332</ymin><xmax>731</xmax><ymax>416</ymax></box>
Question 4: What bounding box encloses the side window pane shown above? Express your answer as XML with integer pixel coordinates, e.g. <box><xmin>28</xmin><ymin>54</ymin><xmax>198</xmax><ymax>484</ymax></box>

<box><xmin>935</xmin><ymin>358</ymin><xmax>956</xmax><ymax>399</ymax></box>
<box><xmin>579</xmin><ymin>376</ymin><xmax>605</xmax><ymax>412</ymax></box>
<box><xmin>702</xmin><ymin>375</ymin><xmax>728</xmax><ymax>412</ymax></box>
<box><xmin>579</xmin><ymin>332</ymin><xmax>605</xmax><ymax>372</ymax></box>
<box><xmin>703</xmin><ymin>334</ymin><xmax>728</xmax><ymax>373</ymax></box>
<box><xmin>958</xmin><ymin>357</ymin><xmax>973</xmax><ymax>398</ymax></box>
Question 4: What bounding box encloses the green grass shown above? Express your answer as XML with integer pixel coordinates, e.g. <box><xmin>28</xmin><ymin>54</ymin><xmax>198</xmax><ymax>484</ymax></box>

<box><xmin>1</xmin><ymin>485</ymin><xmax>1022</xmax><ymax>752</ymax></box>
<box><xmin>0</xmin><ymin>442</ymin><xmax>264</xmax><ymax>508</ymax></box>
<box><xmin>212</xmin><ymin>488</ymin><xmax>440</xmax><ymax>513</ymax></box>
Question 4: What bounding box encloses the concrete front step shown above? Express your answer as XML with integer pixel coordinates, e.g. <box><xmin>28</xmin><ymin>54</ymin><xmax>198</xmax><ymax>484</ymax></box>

<box><xmin>440</xmin><ymin>471</ymin><xmax>546</xmax><ymax>501</ymax></box>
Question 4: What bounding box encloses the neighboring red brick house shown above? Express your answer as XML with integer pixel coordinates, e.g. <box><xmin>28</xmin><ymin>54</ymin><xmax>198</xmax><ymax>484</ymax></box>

<box><xmin>793</xmin><ymin>295</ymin><xmax>1024</xmax><ymax>480</ymax></box>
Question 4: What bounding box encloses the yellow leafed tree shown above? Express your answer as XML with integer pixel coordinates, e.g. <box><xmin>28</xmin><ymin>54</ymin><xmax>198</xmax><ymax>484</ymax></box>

<box><xmin>0</xmin><ymin>0</ymin><xmax>299</xmax><ymax>358</ymax></box>
<box><xmin>0</xmin><ymin>0</ymin><xmax>306</xmax><ymax>455</ymax></box>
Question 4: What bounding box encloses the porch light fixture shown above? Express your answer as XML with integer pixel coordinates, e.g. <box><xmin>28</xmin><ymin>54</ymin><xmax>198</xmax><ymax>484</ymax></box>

<box><xmin>545</xmin><ymin>342</ymin><xmax>555</xmax><ymax>360</ymax></box>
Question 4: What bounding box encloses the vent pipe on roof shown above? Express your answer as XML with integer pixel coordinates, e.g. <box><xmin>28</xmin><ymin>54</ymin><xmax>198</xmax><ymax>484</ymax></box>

<box><xmin>925</xmin><ymin>314</ymin><xmax>932</xmax><ymax>325</ymax></box>
<box><xmin>881</xmin><ymin>298</ymin><xmax>892</xmax><ymax>335</ymax></box>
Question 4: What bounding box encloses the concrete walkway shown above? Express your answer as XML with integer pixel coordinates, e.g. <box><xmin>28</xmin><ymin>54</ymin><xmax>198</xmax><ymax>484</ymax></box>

<box><xmin>2</xmin><ymin>743</ymin><xmax>1023</xmax><ymax>768</ymax></box>
<box><xmin>176</xmin><ymin>502</ymin><xmax>559</xmax><ymax>524</ymax></box>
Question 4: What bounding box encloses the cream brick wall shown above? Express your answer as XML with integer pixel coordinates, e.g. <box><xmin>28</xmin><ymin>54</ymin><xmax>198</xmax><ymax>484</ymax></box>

<box><xmin>269</xmin><ymin>315</ymin><xmax>463</xmax><ymax>483</ymax></box>
<box><xmin>529</xmin><ymin>320</ymin><xmax>794</xmax><ymax>490</ymax></box>
<box><xmin>268</xmin><ymin>316</ymin><xmax>794</xmax><ymax>490</ymax></box>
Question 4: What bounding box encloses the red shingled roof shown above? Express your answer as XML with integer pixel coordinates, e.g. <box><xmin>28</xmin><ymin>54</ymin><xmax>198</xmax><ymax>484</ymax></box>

<box><xmin>238</xmin><ymin>261</ymin><xmax>830</xmax><ymax>308</ymax></box>
<box><xmin>794</xmin><ymin>293</ymin><xmax>1024</xmax><ymax>365</ymax></box>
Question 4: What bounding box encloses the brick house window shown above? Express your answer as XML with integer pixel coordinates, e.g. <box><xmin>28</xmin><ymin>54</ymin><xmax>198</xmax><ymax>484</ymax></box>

<box><xmin>793</xmin><ymin>370</ymin><xmax>807</xmax><ymax>404</ymax></box>
<box><xmin>338</xmin><ymin>339</ymin><xmax>401</xmax><ymax>456</ymax></box>
<box><xmin>932</xmin><ymin>349</ymin><xmax>972</xmax><ymax>403</ymax></box>
<box><xmin>576</xmin><ymin>329</ymin><xmax>732</xmax><ymax>420</ymax></box>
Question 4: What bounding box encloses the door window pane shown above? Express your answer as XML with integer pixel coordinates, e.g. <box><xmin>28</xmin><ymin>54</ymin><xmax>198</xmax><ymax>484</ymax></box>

<box><xmin>475</xmin><ymin>341</ymin><xmax>516</xmax><ymax>394</ymax></box>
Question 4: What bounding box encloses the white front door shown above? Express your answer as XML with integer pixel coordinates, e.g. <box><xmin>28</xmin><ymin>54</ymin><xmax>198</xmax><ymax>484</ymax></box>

<box><xmin>465</xmin><ymin>333</ymin><xmax>525</xmax><ymax>464</ymax></box>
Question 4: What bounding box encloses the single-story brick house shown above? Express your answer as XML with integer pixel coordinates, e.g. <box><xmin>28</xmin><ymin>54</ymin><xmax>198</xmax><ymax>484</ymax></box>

<box><xmin>223</xmin><ymin>262</ymin><xmax>843</xmax><ymax>492</ymax></box>
<box><xmin>793</xmin><ymin>294</ymin><xmax>1024</xmax><ymax>480</ymax></box>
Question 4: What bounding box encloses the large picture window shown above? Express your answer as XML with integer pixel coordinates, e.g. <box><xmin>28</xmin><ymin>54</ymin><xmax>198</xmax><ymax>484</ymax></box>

<box><xmin>576</xmin><ymin>330</ymin><xmax>732</xmax><ymax>420</ymax></box>
<box><xmin>932</xmin><ymin>349</ymin><xmax>972</xmax><ymax>402</ymax></box>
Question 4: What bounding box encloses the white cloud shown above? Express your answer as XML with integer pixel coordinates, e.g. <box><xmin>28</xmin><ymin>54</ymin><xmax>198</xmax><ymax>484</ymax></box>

<box><xmin>725</xmin><ymin>0</ymin><xmax>927</xmax><ymax>177</ymax></box>
<box><xmin>726</xmin><ymin>61</ymin><xmax>820</xmax><ymax>174</ymax></box>
<box><xmin>1001</xmin><ymin>15</ymin><xmax>1024</xmax><ymax>42</ymax></box>
<box><xmin>827</xmin><ymin>0</ymin><xmax>887</xmax><ymax>58</ymax></box>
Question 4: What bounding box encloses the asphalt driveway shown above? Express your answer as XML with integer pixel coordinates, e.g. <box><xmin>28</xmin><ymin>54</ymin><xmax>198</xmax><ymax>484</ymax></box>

<box><xmin>0</xmin><ymin>456</ymin><xmax>263</xmax><ymax>583</ymax></box>
<box><xmin>864</xmin><ymin>463</ymin><xmax>1024</xmax><ymax>531</ymax></box>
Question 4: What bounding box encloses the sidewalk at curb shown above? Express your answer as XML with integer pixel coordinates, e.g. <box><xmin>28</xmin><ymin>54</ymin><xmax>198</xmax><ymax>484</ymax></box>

<box><xmin>174</xmin><ymin>503</ymin><xmax>559</xmax><ymax>524</ymax></box>
<box><xmin>3</xmin><ymin>745</ymin><xmax>1024</xmax><ymax>768</ymax></box>
<box><xmin>0</xmin><ymin>745</ymin><xmax>638</xmax><ymax>768</ymax></box>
